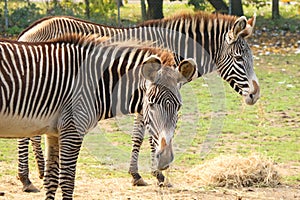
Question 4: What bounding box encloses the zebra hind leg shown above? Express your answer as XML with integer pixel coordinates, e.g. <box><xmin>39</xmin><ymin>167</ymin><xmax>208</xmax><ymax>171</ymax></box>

<box><xmin>128</xmin><ymin>114</ymin><xmax>148</xmax><ymax>186</ymax></box>
<box><xmin>17</xmin><ymin>138</ymin><xmax>40</xmax><ymax>193</ymax></box>
<box><xmin>31</xmin><ymin>136</ymin><xmax>45</xmax><ymax>179</ymax></box>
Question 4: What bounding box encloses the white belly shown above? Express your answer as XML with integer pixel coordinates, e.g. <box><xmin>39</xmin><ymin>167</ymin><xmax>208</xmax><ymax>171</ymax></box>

<box><xmin>0</xmin><ymin>115</ymin><xmax>58</xmax><ymax>138</ymax></box>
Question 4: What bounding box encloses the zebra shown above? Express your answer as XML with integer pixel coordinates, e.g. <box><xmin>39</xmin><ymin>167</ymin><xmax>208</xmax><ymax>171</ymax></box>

<box><xmin>0</xmin><ymin>34</ymin><xmax>197</xmax><ymax>199</ymax></box>
<box><xmin>17</xmin><ymin>11</ymin><xmax>260</xmax><ymax>187</ymax></box>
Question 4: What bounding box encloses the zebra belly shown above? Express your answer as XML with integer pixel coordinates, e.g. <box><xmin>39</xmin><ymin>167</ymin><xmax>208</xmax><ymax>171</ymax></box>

<box><xmin>0</xmin><ymin>115</ymin><xmax>58</xmax><ymax>138</ymax></box>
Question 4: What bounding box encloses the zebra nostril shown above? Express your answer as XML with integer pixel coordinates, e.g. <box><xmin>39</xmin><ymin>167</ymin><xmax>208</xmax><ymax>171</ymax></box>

<box><xmin>249</xmin><ymin>93</ymin><xmax>254</xmax><ymax>99</ymax></box>
<box><xmin>156</xmin><ymin>153</ymin><xmax>160</xmax><ymax>159</ymax></box>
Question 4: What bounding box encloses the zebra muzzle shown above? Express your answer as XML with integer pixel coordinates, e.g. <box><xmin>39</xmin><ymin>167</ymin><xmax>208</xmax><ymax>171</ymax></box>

<box><xmin>156</xmin><ymin>138</ymin><xmax>174</xmax><ymax>170</ymax></box>
<box><xmin>244</xmin><ymin>80</ymin><xmax>260</xmax><ymax>105</ymax></box>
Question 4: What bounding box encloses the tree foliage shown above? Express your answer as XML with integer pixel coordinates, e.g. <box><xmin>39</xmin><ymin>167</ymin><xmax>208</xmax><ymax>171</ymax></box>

<box><xmin>46</xmin><ymin>0</ymin><xmax>85</xmax><ymax>16</ymax></box>
<box><xmin>4</xmin><ymin>3</ymin><xmax>43</xmax><ymax>35</ymax></box>
<box><xmin>188</xmin><ymin>0</ymin><xmax>206</xmax><ymax>10</ymax></box>
<box><xmin>1</xmin><ymin>0</ymin><xmax>118</xmax><ymax>35</ymax></box>
<box><xmin>244</xmin><ymin>0</ymin><xmax>267</xmax><ymax>10</ymax></box>
<box><xmin>0</xmin><ymin>0</ymin><xmax>290</xmax><ymax>35</ymax></box>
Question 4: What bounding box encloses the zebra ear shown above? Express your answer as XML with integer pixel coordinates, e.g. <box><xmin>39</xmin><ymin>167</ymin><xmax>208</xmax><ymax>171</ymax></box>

<box><xmin>177</xmin><ymin>58</ymin><xmax>197</xmax><ymax>83</ymax></box>
<box><xmin>227</xmin><ymin>15</ymin><xmax>253</xmax><ymax>44</ymax></box>
<box><xmin>141</xmin><ymin>55</ymin><xmax>162</xmax><ymax>82</ymax></box>
<box><xmin>240</xmin><ymin>14</ymin><xmax>256</xmax><ymax>38</ymax></box>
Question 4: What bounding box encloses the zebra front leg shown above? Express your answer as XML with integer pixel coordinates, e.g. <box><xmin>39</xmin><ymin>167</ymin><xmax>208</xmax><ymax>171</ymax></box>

<box><xmin>31</xmin><ymin>136</ymin><xmax>45</xmax><ymax>179</ymax></box>
<box><xmin>17</xmin><ymin>138</ymin><xmax>40</xmax><ymax>193</ymax></box>
<box><xmin>44</xmin><ymin>135</ymin><xmax>60</xmax><ymax>200</ymax></box>
<box><xmin>128</xmin><ymin>114</ymin><xmax>148</xmax><ymax>186</ymax></box>
<box><xmin>149</xmin><ymin>136</ymin><xmax>172</xmax><ymax>187</ymax></box>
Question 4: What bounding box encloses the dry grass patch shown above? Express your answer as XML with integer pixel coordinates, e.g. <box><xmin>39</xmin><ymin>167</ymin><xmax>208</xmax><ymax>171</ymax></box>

<box><xmin>187</xmin><ymin>154</ymin><xmax>281</xmax><ymax>188</ymax></box>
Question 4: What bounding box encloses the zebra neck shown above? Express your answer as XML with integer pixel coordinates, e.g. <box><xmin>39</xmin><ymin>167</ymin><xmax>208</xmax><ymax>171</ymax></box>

<box><xmin>78</xmin><ymin>46</ymin><xmax>147</xmax><ymax>121</ymax></box>
<box><xmin>107</xmin><ymin>17</ymin><xmax>232</xmax><ymax>77</ymax></box>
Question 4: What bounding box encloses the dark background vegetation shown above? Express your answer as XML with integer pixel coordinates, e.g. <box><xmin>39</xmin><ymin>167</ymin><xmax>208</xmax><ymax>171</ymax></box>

<box><xmin>0</xmin><ymin>0</ymin><xmax>299</xmax><ymax>36</ymax></box>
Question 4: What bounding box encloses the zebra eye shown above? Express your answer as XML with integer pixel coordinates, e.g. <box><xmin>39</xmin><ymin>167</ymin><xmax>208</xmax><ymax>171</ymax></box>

<box><xmin>149</xmin><ymin>102</ymin><xmax>155</xmax><ymax>107</ymax></box>
<box><xmin>235</xmin><ymin>55</ymin><xmax>244</xmax><ymax>62</ymax></box>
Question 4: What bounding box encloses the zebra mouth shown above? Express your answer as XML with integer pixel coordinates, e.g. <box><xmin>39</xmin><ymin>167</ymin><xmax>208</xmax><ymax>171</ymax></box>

<box><xmin>242</xmin><ymin>90</ymin><xmax>250</xmax><ymax>96</ymax></box>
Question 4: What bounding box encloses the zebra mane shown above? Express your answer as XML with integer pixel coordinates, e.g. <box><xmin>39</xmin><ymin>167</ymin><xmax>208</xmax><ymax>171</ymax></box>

<box><xmin>46</xmin><ymin>33</ymin><xmax>108</xmax><ymax>45</ymax></box>
<box><xmin>47</xmin><ymin>33</ymin><xmax>176</xmax><ymax>67</ymax></box>
<box><xmin>139</xmin><ymin>11</ymin><xmax>237</xmax><ymax>27</ymax></box>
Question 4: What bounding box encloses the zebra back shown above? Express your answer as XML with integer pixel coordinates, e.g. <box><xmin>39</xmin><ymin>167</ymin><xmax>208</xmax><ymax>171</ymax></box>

<box><xmin>0</xmin><ymin>34</ymin><xmax>181</xmax><ymax>126</ymax></box>
<box><xmin>18</xmin><ymin>16</ymin><xmax>123</xmax><ymax>42</ymax></box>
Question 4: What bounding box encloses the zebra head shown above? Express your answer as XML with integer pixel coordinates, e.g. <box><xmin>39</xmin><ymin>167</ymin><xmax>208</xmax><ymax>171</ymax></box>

<box><xmin>141</xmin><ymin>56</ymin><xmax>197</xmax><ymax>171</ymax></box>
<box><xmin>217</xmin><ymin>15</ymin><xmax>260</xmax><ymax>105</ymax></box>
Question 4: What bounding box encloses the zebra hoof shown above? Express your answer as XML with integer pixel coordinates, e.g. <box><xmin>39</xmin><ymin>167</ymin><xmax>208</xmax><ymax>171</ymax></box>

<box><xmin>23</xmin><ymin>183</ymin><xmax>40</xmax><ymax>193</ymax></box>
<box><xmin>0</xmin><ymin>192</ymin><xmax>5</xmax><ymax>196</ymax></box>
<box><xmin>132</xmin><ymin>178</ymin><xmax>148</xmax><ymax>186</ymax></box>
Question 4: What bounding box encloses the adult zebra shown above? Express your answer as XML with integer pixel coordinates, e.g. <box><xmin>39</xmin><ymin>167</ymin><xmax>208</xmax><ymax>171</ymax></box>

<box><xmin>17</xmin><ymin>11</ymin><xmax>260</xmax><ymax>189</ymax></box>
<box><xmin>0</xmin><ymin>34</ymin><xmax>197</xmax><ymax>199</ymax></box>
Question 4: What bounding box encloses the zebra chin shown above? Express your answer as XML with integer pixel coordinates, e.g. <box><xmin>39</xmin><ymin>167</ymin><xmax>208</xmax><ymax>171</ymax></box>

<box><xmin>243</xmin><ymin>80</ymin><xmax>260</xmax><ymax>105</ymax></box>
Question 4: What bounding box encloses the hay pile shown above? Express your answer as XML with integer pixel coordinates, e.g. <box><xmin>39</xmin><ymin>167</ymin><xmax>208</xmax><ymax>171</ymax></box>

<box><xmin>187</xmin><ymin>154</ymin><xmax>281</xmax><ymax>188</ymax></box>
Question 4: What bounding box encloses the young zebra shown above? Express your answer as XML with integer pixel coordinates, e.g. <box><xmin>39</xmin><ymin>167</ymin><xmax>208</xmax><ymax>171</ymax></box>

<box><xmin>17</xmin><ymin>11</ymin><xmax>260</xmax><ymax>188</ymax></box>
<box><xmin>0</xmin><ymin>34</ymin><xmax>197</xmax><ymax>199</ymax></box>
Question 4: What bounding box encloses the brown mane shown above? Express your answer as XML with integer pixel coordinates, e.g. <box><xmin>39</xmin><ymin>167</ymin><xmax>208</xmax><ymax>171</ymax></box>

<box><xmin>50</xmin><ymin>34</ymin><xmax>176</xmax><ymax>67</ymax></box>
<box><xmin>139</xmin><ymin>11</ymin><xmax>237</xmax><ymax>27</ymax></box>
<box><xmin>46</xmin><ymin>33</ymin><xmax>108</xmax><ymax>45</ymax></box>
<box><xmin>142</xmin><ymin>47</ymin><xmax>175</xmax><ymax>67</ymax></box>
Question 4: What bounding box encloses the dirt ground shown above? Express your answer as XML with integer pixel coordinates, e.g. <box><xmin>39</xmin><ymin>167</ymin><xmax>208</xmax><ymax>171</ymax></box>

<box><xmin>0</xmin><ymin>163</ymin><xmax>299</xmax><ymax>200</ymax></box>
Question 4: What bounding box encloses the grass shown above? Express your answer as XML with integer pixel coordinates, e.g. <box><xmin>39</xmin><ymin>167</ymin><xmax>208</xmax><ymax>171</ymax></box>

<box><xmin>0</xmin><ymin>0</ymin><xmax>299</xmax><ymax>189</ymax></box>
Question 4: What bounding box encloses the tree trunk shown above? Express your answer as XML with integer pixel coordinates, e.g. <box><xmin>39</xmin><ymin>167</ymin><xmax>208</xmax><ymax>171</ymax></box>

<box><xmin>207</xmin><ymin>0</ymin><xmax>228</xmax><ymax>13</ymax></box>
<box><xmin>272</xmin><ymin>0</ymin><xmax>280</xmax><ymax>19</ymax></box>
<box><xmin>229</xmin><ymin>0</ymin><xmax>243</xmax><ymax>16</ymax></box>
<box><xmin>141</xmin><ymin>0</ymin><xmax>147</xmax><ymax>21</ymax></box>
<box><xmin>146</xmin><ymin>0</ymin><xmax>164</xmax><ymax>20</ymax></box>
<box><xmin>117</xmin><ymin>0</ymin><xmax>121</xmax><ymax>26</ymax></box>
<box><xmin>4</xmin><ymin>0</ymin><xmax>8</xmax><ymax>30</ymax></box>
<box><xmin>85</xmin><ymin>0</ymin><xmax>90</xmax><ymax>19</ymax></box>
<box><xmin>116</xmin><ymin>0</ymin><xmax>124</xmax><ymax>7</ymax></box>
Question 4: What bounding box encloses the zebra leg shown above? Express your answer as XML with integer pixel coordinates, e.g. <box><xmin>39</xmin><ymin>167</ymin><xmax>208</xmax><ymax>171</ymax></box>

<box><xmin>44</xmin><ymin>135</ymin><xmax>60</xmax><ymax>200</ymax></box>
<box><xmin>149</xmin><ymin>137</ymin><xmax>172</xmax><ymax>187</ymax></box>
<box><xmin>30</xmin><ymin>136</ymin><xmax>45</xmax><ymax>179</ymax></box>
<box><xmin>128</xmin><ymin>113</ymin><xmax>148</xmax><ymax>186</ymax></box>
<box><xmin>17</xmin><ymin>138</ymin><xmax>40</xmax><ymax>193</ymax></box>
<box><xmin>59</xmin><ymin>130</ymin><xmax>84</xmax><ymax>200</ymax></box>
